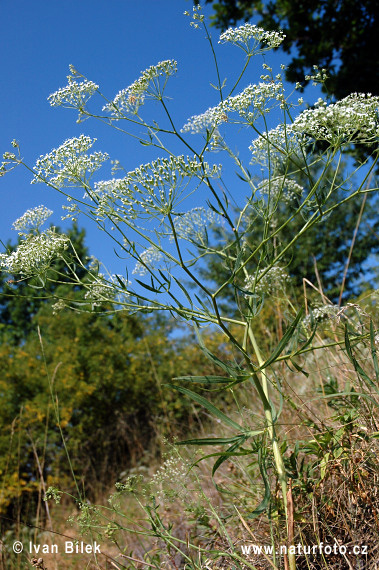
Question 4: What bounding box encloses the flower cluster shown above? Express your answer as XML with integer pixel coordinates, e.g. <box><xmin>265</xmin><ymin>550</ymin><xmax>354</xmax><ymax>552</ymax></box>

<box><xmin>219</xmin><ymin>23</ymin><xmax>285</xmax><ymax>54</ymax></box>
<box><xmin>84</xmin><ymin>273</ymin><xmax>131</xmax><ymax>307</ymax></box>
<box><xmin>245</xmin><ymin>266</ymin><xmax>290</xmax><ymax>295</ymax></box>
<box><xmin>184</xmin><ymin>4</ymin><xmax>204</xmax><ymax>30</ymax></box>
<box><xmin>150</xmin><ymin>454</ymin><xmax>191</xmax><ymax>502</ymax></box>
<box><xmin>292</xmin><ymin>93</ymin><xmax>379</xmax><ymax>146</ymax></box>
<box><xmin>52</xmin><ymin>299</ymin><xmax>66</xmax><ymax>314</ymax></box>
<box><xmin>1</xmin><ymin>140</ymin><xmax>20</xmax><ymax>177</ymax></box>
<box><xmin>12</xmin><ymin>205</ymin><xmax>53</xmax><ymax>235</ymax></box>
<box><xmin>303</xmin><ymin>304</ymin><xmax>339</xmax><ymax>328</ymax></box>
<box><xmin>182</xmin><ymin>79</ymin><xmax>285</xmax><ymax>135</ymax></box>
<box><xmin>93</xmin><ymin>156</ymin><xmax>221</xmax><ymax>220</ymax></box>
<box><xmin>132</xmin><ymin>246</ymin><xmax>164</xmax><ymax>276</ymax></box>
<box><xmin>304</xmin><ymin>65</ymin><xmax>328</xmax><ymax>86</ymax></box>
<box><xmin>258</xmin><ymin>176</ymin><xmax>303</xmax><ymax>204</ymax></box>
<box><xmin>0</xmin><ymin>229</ymin><xmax>69</xmax><ymax>278</ymax></box>
<box><xmin>48</xmin><ymin>75</ymin><xmax>99</xmax><ymax>109</ymax></box>
<box><xmin>31</xmin><ymin>135</ymin><xmax>109</xmax><ymax>188</ymax></box>
<box><xmin>171</xmin><ymin>207</ymin><xmax>220</xmax><ymax>243</ymax></box>
<box><xmin>250</xmin><ymin>125</ymin><xmax>305</xmax><ymax>169</ymax></box>
<box><xmin>103</xmin><ymin>60</ymin><xmax>177</xmax><ymax>116</ymax></box>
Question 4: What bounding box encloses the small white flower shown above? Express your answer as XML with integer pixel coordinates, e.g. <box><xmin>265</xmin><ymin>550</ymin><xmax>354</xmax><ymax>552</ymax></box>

<box><xmin>52</xmin><ymin>299</ymin><xmax>66</xmax><ymax>314</ymax></box>
<box><xmin>182</xmin><ymin>80</ymin><xmax>285</xmax><ymax>135</ymax></box>
<box><xmin>171</xmin><ymin>207</ymin><xmax>221</xmax><ymax>243</ymax></box>
<box><xmin>48</xmin><ymin>75</ymin><xmax>99</xmax><ymax>109</ymax></box>
<box><xmin>258</xmin><ymin>176</ymin><xmax>303</xmax><ymax>204</ymax></box>
<box><xmin>303</xmin><ymin>304</ymin><xmax>340</xmax><ymax>327</ymax></box>
<box><xmin>0</xmin><ymin>229</ymin><xmax>69</xmax><ymax>278</ymax></box>
<box><xmin>292</xmin><ymin>93</ymin><xmax>379</xmax><ymax>146</ymax></box>
<box><xmin>250</xmin><ymin>125</ymin><xmax>305</xmax><ymax>168</ymax></box>
<box><xmin>84</xmin><ymin>273</ymin><xmax>131</xmax><ymax>307</ymax></box>
<box><xmin>103</xmin><ymin>60</ymin><xmax>177</xmax><ymax>116</ymax></box>
<box><xmin>245</xmin><ymin>266</ymin><xmax>290</xmax><ymax>295</ymax></box>
<box><xmin>132</xmin><ymin>246</ymin><xmax>164</xmax><ymax>276</ymax></box>
<box><xmin>31</xmin><ymin>135</ymin><xmax>109</xmax><ymax>188</ymax></box>
<box><xmin>12</xmin><ymin>205</ymin><xmax>53</xmax><ymax>235</ymax></box>
<box><xmin>93</xmin><ymin>156</ymin><xmax>221</xmax><ymax>221</ymax></box>
<box><xmin>219</xmin><ymin>23</ymin><xmax>285</xmax><ymax>54</ymax></box>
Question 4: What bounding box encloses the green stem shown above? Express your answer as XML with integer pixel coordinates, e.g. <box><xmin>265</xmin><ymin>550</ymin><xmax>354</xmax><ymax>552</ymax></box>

<box><xmin>246</xmin><ymin>318</ymin><xmax>296</xmax><ymax>570</ymax></box>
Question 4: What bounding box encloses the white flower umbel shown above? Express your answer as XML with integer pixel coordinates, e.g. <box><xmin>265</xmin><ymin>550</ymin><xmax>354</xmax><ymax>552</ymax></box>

<box><xmin>0</xmin><ymin>229</ymin><xmax>69</xmax><ymax>279</ymax></box>
<box><xmin>150</xmin><ymin>453</ymin><xmax>191</xmax><ymax>502</ymax></box>
<box><xmin>183</xmin><ymin>4</ymin><xmax>205</xmax><ymax>30</ymax></box>
<box><xmin>103</xmin><ymin>60</ymin><xmax>177</xmax><ymax>117</ymax></box>
<box><xmin>292</xmin><ymin>93</ymin><xmax>379</xmax><ymax>147</ymax></box>
<box><xmin>182</xmin><ymin>80</ymin><xmax>285</xmax><ymax>135</ymax></box>
<box><xmin>84</xmin><ymin>273</ymin><xmax>131</xmax><ymax>308</ymax></box>
<box><xmin>48</xmin><ymin>74</ymin><xmax>99</xmax><ymax>109</ymax></box>
<box><xmin>31</xmin><ymin>135</ymin><xmax>109</xmax><ymax>188</ymax></box>
<box><xmin>93</xmin><ymin>155</ymin><xmax>221</xmax><ymax>221</ymax></box>
<box><xmin>258</xmin><ymin>176</ymin><xmax>303</xmax><ymax>204</ymax></box>
<box><xmin>12</xmin><ymin>205</ymin><xmax>53</xmax><ymax>236</ymax></box>
<box><xmin>219</xmin><ymin>23</ymin><xmax>285</xmax><ymax>55</ymax></box>
<box><xmin>132</xmin><ymin>246</ymin><xmax>164</xmax><ymax>276</ymax></box>
<box><xmin>303</xmin><ymin>304</ymin><xmax>340</xmax><ymax>328</ymax></box>
<box><xmin>245</xmin><ymin>266</ymin><xmax>290</xmax><ymax>296</ymax></box>
<box><xmin>250</xmin><ymin>125</ymin><xmax>305</xmax><ymax>169</ymax></box>
<box><xmin>171</xmin><ymin>207</ymin><xmax>221</xmax><ymax>244</ymax></box>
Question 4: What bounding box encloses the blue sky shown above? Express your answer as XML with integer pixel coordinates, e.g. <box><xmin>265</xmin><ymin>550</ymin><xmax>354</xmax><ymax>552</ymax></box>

<box><xmin>1</xmin><ymin>0</ymin><xmax>308</xmax><ymax>275</ymax></box>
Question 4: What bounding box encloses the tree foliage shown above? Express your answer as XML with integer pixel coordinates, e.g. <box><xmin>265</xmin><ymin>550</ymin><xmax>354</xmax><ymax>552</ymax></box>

<box><xmin>203</xmin><ymin>0</ymin><xmax>379</xmax><ymax>100</ymax></box>
<box><xmin>0</xmin><ymin>228</ymin><xmax>229</xmax><ymax>520</ymax></box>
<box><xmin>201</xmin><ymin>154</ymin><xmax>379</xmax><ymax>308</ymax></box>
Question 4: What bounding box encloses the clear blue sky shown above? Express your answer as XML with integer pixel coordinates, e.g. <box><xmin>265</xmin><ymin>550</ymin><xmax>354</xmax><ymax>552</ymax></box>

<box><xmin>1</xmin><ymin>0</ymin><xmax>301</xmax><ymax>274</ymax></box>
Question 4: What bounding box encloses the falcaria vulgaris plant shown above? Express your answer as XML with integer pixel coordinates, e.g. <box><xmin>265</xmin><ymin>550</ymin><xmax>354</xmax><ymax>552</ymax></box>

<box><xmin>1</xmin><ymin>6</ymin><xmax>379</xmax><ymax>568</ymax></box>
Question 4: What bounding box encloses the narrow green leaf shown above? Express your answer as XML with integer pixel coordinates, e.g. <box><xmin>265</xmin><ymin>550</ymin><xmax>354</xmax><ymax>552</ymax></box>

<box><xmin>135</xmin><ymin>279</ymin><xmax>161</xmax><ymax>293</ymax></box>
<box><xmin>177</xmin><ymin>436</ymin><xmax>243</xmax><ymax>446</ymax></box>
<box><xmin>211</xmin><ymin>439</ymin><xmax>246</xmax><ymax>482</ymax></box>
<box><xmin>345</xmin><ymin>325</ymin><xmax>378</xmax><ymax>390</ymax></box>
<box><xmin>248</xmin><ymin>450</ymin><xmax>271</xmax><ymax>518</ymax></box>
<box><xmin>174</xmin><ymin>375</ymin><xmax>232</xmax><ymax>384</ymax></box>
<box><xmin>259</xmin><ymin>309</ymin><xmax>304</xmax><ymax>370</ymax></box>
<box><xmin>370</xmin><ymin>320</ymin><xmax>379</xmax><ymax>383</ymax></box>
<box><xmin>114</xmin><ymin>274</ymin><xmax>128</xmax><ymax>290</ymax></box>
<box><xmin>167</xmin><ymin>384</ymin><xmax>242</xmax><ymax>431</ymax></box>
<box><xmin>289</xmin><ymin>359</ymin><xmax>309</xmax><ymax>378</ymax></box>
<box><xmin>172</xmin><ymin>275</ymin><xmax>194</xmax><ymax>307</ymax></box>
<box><xmin>194</xmin><ymin>324</ymin><xmax>242</xmax><ymax>378</ymax></box>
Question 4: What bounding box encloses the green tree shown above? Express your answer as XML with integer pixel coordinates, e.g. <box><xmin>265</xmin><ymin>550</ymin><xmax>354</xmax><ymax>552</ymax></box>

<box><xmin>203</xmin><ymin>0</ymin><xmax>379</xmax><ymax>99</ymax></box>
<box><xmin>201</xmin><ymin>162</ymin><xmax>379</xmax><ymax>305</ymax></box>
<box><xmin>0</xmin><ymin>306</ymin><xmax>202</xmax><ymax>516</ymax></box>
<box><xmin>0</xmin><ymin>230</ymin><xmax>228</xmax><ymax>519</ymax></box>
